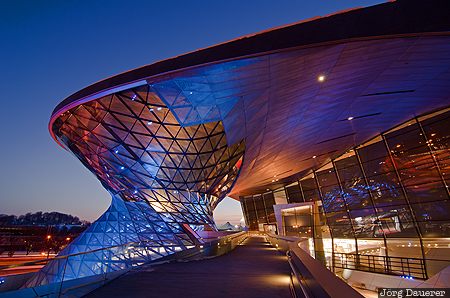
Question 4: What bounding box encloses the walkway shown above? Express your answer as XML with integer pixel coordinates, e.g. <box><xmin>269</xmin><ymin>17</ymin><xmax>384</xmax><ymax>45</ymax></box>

<box><xmin>87</xmin><ymin>236</ymin><xmax>292</xmax><ymax>298</ymax></box>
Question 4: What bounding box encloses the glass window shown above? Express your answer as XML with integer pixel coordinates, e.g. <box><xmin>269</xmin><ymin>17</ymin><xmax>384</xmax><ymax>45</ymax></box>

<box><xmin>282</xmin><ymin>206</ymin><xmax>313</xmax><ymax>237</ymax></box>
<box><xmin>263</xmin><ymin>193</ymin><xmax>276</xmax><ymax>223</ymax></box>
<box><xmin>286</xmin><ymin>184</ymin><xmax>303</xmax><ymax>203</ymax></box>
<box><xmin>273</xmin><ymin>189</ymin><xmax>288</xmax><ymax>204</ymax></box>
<box><xmin>356</xmin><ymin>239</ymin><xmax>385</xmax><ymax>256</ymax></box>
<box><xmin>316</xmin><ymin>168</ymin><xmax>339</xmax><ymax>188</ymax></box>
<box><xmin>320</xmin><ymin>185</ymin><xmax>345</xmax><ymax>213</ymax></box>
<box><xmin>361</xmin><ymin>157</ymin><xmax>397</xmax><ymax>179</ymax></box>
<box><xmin>358</xmin><ymin>138</ymin><xmax>389</xmax><ymax>162</ymax></box>
<box><xmin>422</xmin><ymin>238</ymin><xmax>450</xmax><ymax>276</ymax></box>
<box><xmin>405</xmin><ymin>180</ymin><xmax>448</xmax><ymax>204</ymax></box>
<box><xmin>335</xmin><ymin>155</ymin><xmax>363</xmax><ymax>185</ymax></box>
<box><xmin>350</xmin><ymin>208</ymin><xmax>381</xmax><ymax>238</ymax></box>
<box><xmin>375</xmin><ymin>204</ymin><xmax>419</xmax><ymax>238</ymax></box>
<box><xmin>326</xmin><ymin>210</ymin><xmax>354</xmax><ymax>238</ymax></box>
<box><xmin>385</xmin><ymin>238</ymin><xmax>422</xmax><ymax>259</ymax></box>
<box><xmin>385</xmin><ymin>123</ymin><xmax>424</xmax><ymax>152</ymax></box>
<box><xmin>300</xmin><ymin>177</ymin><xmax>319</xmax><ymax>202</ymax></box>
<box><xmin>421</xmin><ymin>110</ymin><xmax>450</xmax><ymax>186</ymax></box>
<box><xmin>254</xmin><ymin>195</ymin><xmax>267</xmax><ymax>223</ymax></box>
<box><xmin>413</xmin><ymin>200</ymin><xmax>450</xmax><ymax>237</ymax></box>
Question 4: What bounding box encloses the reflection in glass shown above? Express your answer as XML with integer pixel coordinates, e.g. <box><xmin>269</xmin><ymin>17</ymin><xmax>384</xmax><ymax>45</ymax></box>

<box><xmin>247</xmin><ymin>108</ymin><xmax>450</xmax><ymax>279</ymax></box>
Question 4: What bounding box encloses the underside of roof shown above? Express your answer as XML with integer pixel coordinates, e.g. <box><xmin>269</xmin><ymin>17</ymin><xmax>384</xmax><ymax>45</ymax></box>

<box><xmin>50</xmin><ymin>0</ymin><xmax>450</xmax><ymax>198</ymax></box>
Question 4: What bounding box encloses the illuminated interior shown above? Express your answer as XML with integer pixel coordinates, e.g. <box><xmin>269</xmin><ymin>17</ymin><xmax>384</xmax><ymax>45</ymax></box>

<box><xmin>241</xmin><ymin>107</ymin><xmax>450</xmax><ymax>279</ymax></box>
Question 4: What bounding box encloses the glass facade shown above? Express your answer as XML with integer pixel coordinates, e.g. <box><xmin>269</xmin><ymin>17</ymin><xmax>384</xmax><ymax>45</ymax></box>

<box><xmin>31</xmin><ymin>84</ymin><xmax>245</xmax><ymax>286</ymax></box>
<box><xmin>242</xmin><ymin>107</ymin><xmax>450</xmax><ymax>278</ymax></box>
<box><xmin>240</xmin><ymin>192</ymin><xmax>276</xmax><ymax>231</ymax></box>
<box><xmin>281</xmin><ymin>206</ymin><xmax>313</xmax><ymax>237</ymax></box>
<box><xmin>53</xmin><ymin>85</ymin><xmax>245</xmax><ymax>204</ymax></box>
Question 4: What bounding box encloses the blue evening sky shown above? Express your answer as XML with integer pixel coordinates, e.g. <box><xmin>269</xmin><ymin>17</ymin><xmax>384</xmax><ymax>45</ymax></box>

<box><xmin>0</xmin><ymin>0</ymin><xmax>383</xmax><ymax>224</ymax></box>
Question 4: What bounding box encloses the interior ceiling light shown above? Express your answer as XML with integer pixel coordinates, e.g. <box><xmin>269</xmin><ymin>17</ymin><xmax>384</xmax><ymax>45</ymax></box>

<box><xmin>317</xmin><ymin>75</ymin><xmax>326</xmax><ymax>82</ymax></box>
<box><xmin>312</xmin><ymin>155</ymin><xmax>317</xmax><ymax>159</ymax></box>
<box><xmin>347</xmin><ymin>116</ymin><xmax>354</xmax><ymax>120</ymax></box>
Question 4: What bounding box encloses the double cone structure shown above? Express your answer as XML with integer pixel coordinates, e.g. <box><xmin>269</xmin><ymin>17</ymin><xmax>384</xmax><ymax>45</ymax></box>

<box><xmin>27</xmin><ymin>0</ymin><xmax>450</xmax><ymax>287</ymax></box>
<box><xmin>27</xmin><ymin>84</ymin><xmax>244</xmax><ymax>286</ymax></box>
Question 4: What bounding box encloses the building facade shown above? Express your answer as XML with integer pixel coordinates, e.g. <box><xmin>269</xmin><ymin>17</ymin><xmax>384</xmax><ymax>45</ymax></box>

<box><xmin>241</xmin><ymin>107</ymin><xmax>450</xmax><ymax>279</ymax></box>
<box><xmin>29</xmin><ymin>0</ymin><xmax>450</xmax><ymax>286</ymax></box>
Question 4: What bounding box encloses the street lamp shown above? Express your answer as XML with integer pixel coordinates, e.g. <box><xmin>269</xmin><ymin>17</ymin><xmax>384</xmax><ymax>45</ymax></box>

<box><xmin>46</xmin><ymin>235</ymin><xmax>52</xmax><ymax>259</ymax></box>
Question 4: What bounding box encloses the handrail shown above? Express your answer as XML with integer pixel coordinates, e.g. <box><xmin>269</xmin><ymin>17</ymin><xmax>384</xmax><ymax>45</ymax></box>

<box><xmin>0</xmin><ymin>231</ymin><xmax>248</xmax><ymax>297</ymax></box>
<box><xmin>0</xmin><ymin>240</ymin><xmax>148</xmax><ymax>272</ymax></box>
<box><xmin>332</xmin><ymin>251</ymin><xmax>427</xmax><ymax>279</ymax></box>
<box><xmin>266</xmin><ymin>233</ymin><xmax>363</xmax><ymax>298</ymax></box>
<box><xmin>0</xmin><ymin>231</ymin><xmax>248</xmax><ymax>272</ymax></box>
<box><xmin>286</xmin><ymin>250</ymin><xmax>310</xmax><ymax>298</ymax></box>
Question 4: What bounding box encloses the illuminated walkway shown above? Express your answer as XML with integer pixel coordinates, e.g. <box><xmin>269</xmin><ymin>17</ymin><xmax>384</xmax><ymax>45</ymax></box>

<box><xmin>87</xmin><ymin>236</ymin><xmax>292</xmax><ymax>298</ymax></box>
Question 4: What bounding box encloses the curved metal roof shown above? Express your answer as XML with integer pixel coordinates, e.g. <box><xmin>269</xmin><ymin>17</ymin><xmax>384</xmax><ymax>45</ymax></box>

<box><xmin>50</xmin><ymin>0</ymin><xmax>450</xmax><ymax>197</ymax></box>
<box><xmin>51</xmin><ymin>0</ymin><xmax>450</xmax><ymax>118</ymax></box>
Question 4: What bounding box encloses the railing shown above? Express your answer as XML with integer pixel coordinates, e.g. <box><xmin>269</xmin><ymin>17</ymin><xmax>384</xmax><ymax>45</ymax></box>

<box><xmin>286</xmin><ymin>250</ymin><xmax>314</xmax><ymax>298</ymax></box>
<box><xmin>0</xmin><ymin>231</ymin><xmax>247</xmax><ymax>298</ymax></box>
<box><xmin>265</xmin><ymin>233</ymin><xmax>363</xmax><ymax>298</ymax></box>
<box><xmin>332</xmin><ymin>252</ymin><xmax>427</xmax><ymax>279</ymax></box>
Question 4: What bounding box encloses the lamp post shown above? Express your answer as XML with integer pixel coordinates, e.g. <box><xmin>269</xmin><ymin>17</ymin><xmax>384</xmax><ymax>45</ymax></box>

<box><xmin>46</xmin><ymin>235</ymin><xmax>51</xmax><ymax>259</ymax></box>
